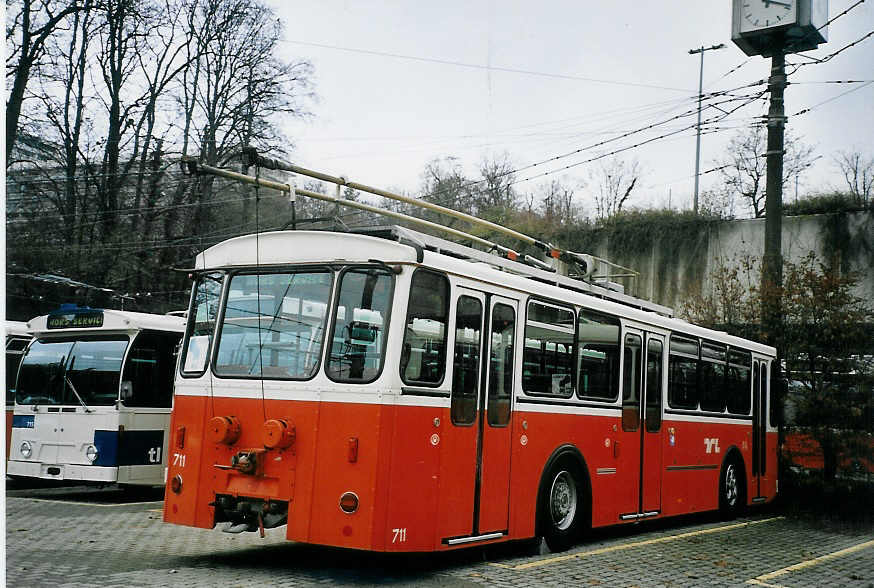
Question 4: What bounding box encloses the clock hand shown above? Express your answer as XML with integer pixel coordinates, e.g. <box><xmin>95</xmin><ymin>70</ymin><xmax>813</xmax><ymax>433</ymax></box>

<box><xmin>766</xmin><ymin>0</ymin><xmax>792</xmax><ymax>6</ymax></box>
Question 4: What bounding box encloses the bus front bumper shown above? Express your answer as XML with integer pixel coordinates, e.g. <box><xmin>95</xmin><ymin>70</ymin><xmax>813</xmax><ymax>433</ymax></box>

<box><xmin>6</xmin><ymin>460</ymin><xmax>118</xmax><ymax>483</ymax></box>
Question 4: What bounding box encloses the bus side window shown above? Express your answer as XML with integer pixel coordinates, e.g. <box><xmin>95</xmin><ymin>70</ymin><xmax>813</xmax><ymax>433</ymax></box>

<box><xmin>726</xmin><ymin>348</ymin><xmax>752</xmax><ymax>415</ymax></box>
<box><xmin>400</xmin><ymin>270</ymin><xmax>449</xmax><ymax>386</ymax></box>
<box><xmin>326</xmin><ymin>268</ymin><xmax>393</xmax><ymax>383</ymax></box>
<box><xmin>451</xmin><ymin>296</ymin><xmax>482</xmax><ymax>426</ymax></box>
<box><xmin>522</xmin><ymin>300</ymin><xmax>575</xmax><ymax>398</ymax></box>
<box><xmin>645</xmin><ymin>339</ymin><xmax>663</xmax><ymax>433</ymax></box>
<box><xmin>576</xmin><ymin>310</ymin><xmax>620</xmax><ymax>401</ymax></box>
<box><xmin>700</xmin><ymin>342</ymin><xmax>727</xmax><ymax>413</ymax></box>
<box><xmin>181</xmin><ymin>273</ymin><xmax>223</xmax><ymax>375</ymax></box>
<box><xmin>668</xmin><ymin>335</ymin><xmax>699</xmax><ymax>410</ymax></box>
<box><xmin>487</xmin><ymin>303</ymin><xmax>515</xmax><ymax>427</ymax></box>
<box><xmin>123</xmin><ymin>332</ymin><xmax>181</xmax><ymax>408</ymax></box>
<box><xmin>622</xmin><ymin>333</ymin><xmax>642</xmax><ymax>431</ymax></box>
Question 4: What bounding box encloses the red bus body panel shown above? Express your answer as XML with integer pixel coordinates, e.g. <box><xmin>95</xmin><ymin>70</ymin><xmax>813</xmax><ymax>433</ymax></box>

<box><xmin>164</xmin><ymin>393</ymin><xmax>777</xmax><ymax>551</ymax></box>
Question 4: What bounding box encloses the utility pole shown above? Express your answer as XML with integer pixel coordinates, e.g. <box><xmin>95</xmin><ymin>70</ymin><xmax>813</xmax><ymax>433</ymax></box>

<box><xmin>761</xmin><ymin>51</ymin><xmax>786</xmax><ymax>351</ymax></box>
<box><xmin>689</xmin><ymin>43</ymin><xmax>725</xmax><ymax>214</ymax></box>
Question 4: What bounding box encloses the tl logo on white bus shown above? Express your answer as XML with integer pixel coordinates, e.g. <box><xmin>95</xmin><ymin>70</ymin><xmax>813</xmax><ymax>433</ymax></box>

<box><xmin>704</xmin><ymin>438</ymin><xmax>721</xmax><ymax>454</ymax></box>
<box><xmin>148</xmin><ymin>447</ymin><xmax>162</xmax><ymax>464</ymax></box>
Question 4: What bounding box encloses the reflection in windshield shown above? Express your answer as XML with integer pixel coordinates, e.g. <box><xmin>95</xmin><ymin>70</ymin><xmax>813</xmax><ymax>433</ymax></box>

<box><xmin>15</xmin><ymin>337</ymin><xmax>129</xmax><ymax>406</ymax></box>
<box><xmin>215</xmin><ymin>272</ymin><xmax>333</xmax><ymax>379</ymax></box>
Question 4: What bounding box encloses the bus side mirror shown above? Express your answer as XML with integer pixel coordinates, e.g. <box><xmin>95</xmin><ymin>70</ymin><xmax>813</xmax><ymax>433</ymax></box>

<box><xmin>121</xmin><ymin>381</ymin><xmax>133</xmax><ymax>402</ymax></box>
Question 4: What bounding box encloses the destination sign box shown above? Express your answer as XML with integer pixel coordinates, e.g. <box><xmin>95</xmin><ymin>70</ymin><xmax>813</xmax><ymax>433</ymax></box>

<box><xmin>47</xmin><ymin>311</ymin><xmax>104</xmax><ymax>329</ymax></box>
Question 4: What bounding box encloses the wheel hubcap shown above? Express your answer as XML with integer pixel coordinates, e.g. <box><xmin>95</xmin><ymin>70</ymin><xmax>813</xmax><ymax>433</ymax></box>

<box><xmin>550</xmin><ymin>470</ymin><xmax>577</xmax><ymax>531</ymax></box>
<box><xmin>725</xmin><ymin>464</ymin><xmax>738</xmax><ymax>506</ymax></box>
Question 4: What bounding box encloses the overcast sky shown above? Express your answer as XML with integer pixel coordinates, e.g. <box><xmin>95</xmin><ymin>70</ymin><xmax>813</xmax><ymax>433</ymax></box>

<box><xmin>266</xmin><ymin>1</ymin><xmax>873</xmax><ymax>215</ymax></box>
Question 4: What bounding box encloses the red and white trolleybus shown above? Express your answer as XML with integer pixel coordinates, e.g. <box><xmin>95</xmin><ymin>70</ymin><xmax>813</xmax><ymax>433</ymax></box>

<box><xmin>163</xmin><ymin>224</ymin><xmax>777</xmax><ymax>552</ymax></box>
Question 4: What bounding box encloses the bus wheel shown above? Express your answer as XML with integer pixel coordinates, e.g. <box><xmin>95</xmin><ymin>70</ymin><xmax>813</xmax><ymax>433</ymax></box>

<box><xmin>538</xmin><ymin>458</ymin><xmax>587</xmax><ymax>552</ymax></box>
<box><xmin>718</xmin><ymin>458</ymin><xmax>744</xmax><ymax>519</ymax></box>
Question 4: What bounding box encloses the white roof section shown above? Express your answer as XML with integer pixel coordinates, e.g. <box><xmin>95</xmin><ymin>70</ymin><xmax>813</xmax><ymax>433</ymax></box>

<box><xmin>195</xmin><ymin>230</ymin><xmax>418</xmax><ymax>269</ymax></box>
<box><xmin>28</xmin><ymin>309</ymin><xmax>185</xmax><ymax>335</ymax></box>
<box><xmin>191</xmin><ymin>227</ymin><xmax>775</xmax><ymax>358</ymax></box>
<box><xmin>4</xmin><ymin>320</ymin><xmax>32</xmax><ymax>338</ymax></box>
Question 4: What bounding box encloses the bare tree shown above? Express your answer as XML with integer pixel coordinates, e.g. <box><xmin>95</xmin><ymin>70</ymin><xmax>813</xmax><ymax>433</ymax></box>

<box><xmin>6</xmin><ymin>0</ymin><xmax>87</xmax><ymax>163</ymax></box>
<box><xmin>590</xmin><ymin>156</ymin><xmax>641</xmax><ymax>220</ymax></box>
<box><xmin>177</xmin><ymin>0</ymin><xmax>313</xmax><ymax>238</ymax></box>
<box><xmin>834</xmin><ymin>150</ymin><xmax>873</xmax><ymax>206</ymax></box>
<box><xmin>419</xmin><ymin>156</ymin><xmax>473</xmax><ymax>225</ymax></box>
<box><xmin>477</xmin><ymin>154</ymin><xmax>517</xmax><ymax>222</ymax></box>
<box><xmin>6</xmin><ymin>0</ymin><xmax>316</xmax><ymax>317</ymax></box>
<box><xmin>713</xmin><ymin>125</ymin><xmax>816</xmax><ymax>218</ymax></box>
<box><xmin>539</xmin><ymin>178</ymin><xmax>581</xmax><ymax>225</ymax></box>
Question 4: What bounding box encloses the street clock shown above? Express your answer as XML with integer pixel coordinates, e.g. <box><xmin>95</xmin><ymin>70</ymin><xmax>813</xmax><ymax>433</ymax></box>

<box><xmin>731</xmin><ymin>0</ymin><xmax>828</xmax><ymax>56</ymax></box>
<box><xmin>741</xmin><ymin>0</ymin><xmax>797</xmax><ymax>30</ymax></box>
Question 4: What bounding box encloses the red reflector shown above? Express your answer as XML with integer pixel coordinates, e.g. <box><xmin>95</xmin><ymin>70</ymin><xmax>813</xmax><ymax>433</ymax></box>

<box><xmin>506</xmin><ymin>251</ymin><xmax>518</xmax><ymax>261</ymax></box>
<box><xmin>339</xmin><ymin>492</ymin><xmax>359</xmax><ymax>514</ymax></box>
<box><xmin>176</xmin><ymin>426</ymin><xmax>186</xmax><ymax>449</ymax></box>
<box><xmin>347</xmin><ymin>437</ymin><xmax>358</xmax><ymax>463</ymax></box>
<box><xmin>170</xmin><ymin>474</ymin><xmax>183</xmax><ymax>494</ymax></box>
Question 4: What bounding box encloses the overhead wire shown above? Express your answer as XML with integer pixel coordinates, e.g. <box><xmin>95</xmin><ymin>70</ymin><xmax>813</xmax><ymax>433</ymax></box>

<box><xmin>280</xmin><ymin>38</ymin><xmax>693</xmax><ymax>92</ymax></box>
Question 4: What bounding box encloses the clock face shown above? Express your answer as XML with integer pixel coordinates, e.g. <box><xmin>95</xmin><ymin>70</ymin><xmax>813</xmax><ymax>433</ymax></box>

<box><xmin>742</xmin><ymin>0</ymin><xmax>797</xmax><ymax>31</ymax></box>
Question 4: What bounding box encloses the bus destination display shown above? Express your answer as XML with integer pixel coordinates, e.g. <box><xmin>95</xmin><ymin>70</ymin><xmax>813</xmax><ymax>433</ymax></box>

<box><xmin>46</xmin><ymin>312</ymin><xmax>104</xmax><ymax>329</ymax></box>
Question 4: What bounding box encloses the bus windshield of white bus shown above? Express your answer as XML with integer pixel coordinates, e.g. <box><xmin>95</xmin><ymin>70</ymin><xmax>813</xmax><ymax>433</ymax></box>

<box><xmin>15</xmin><ymin>336</ymin><xmax>128</xmax><ymax>406</ymax></box>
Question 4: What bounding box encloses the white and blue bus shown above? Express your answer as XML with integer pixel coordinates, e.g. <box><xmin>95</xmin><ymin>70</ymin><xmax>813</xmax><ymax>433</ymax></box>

<box><xmin>7</xmin><ymin>306</ymin><xmax>184</xmax><ymax>486</ymax></box>
<box><xmin>6</xmin><ymin>320</ymin><xmax>32</xmax><ymax>459</ymax></box>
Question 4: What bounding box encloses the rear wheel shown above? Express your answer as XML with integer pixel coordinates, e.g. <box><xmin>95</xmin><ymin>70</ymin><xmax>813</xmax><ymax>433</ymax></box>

<box><xmin>719</xmin><ymin>458</ymin><xmax>745</xmax><ymax>519</ymax></box>
<box><xmin>538</xmin><ymin>457</ymin><xmax>588</xmax><ymax>552</ymax></box>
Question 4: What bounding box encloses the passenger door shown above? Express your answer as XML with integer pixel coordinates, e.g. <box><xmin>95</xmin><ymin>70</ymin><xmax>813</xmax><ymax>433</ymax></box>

<box><xmin>437</xmin><ymin>288</ymin><xmax>484</xmax><ymax>540</ymax></box>
<box><xmin>437</xmin><ymin>290</ymin><xmax>516</xmax><ymax>542</ymax></box>
<box><xmin>619</xmin><ymin>328</ymin><xmax>664</xmax><ymax>520</ymax></box>
<box><xmin>751</xmin><ymin>360</ymin><xmax>768</xmax><ymax>499</ymax></box>
<box><xmin>640</xmin><ymin>335</ymin><xmax>664</xmax><ymax>515</ymax></box>
<box><xmin>477</xmin><ymin>296</ymin><xmax>517</xmax><ymax>534</ymax></box>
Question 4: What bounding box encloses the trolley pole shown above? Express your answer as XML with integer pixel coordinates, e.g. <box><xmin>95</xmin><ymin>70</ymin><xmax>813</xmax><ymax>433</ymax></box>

<box><xmin>761</xmin><ymin>52</ymin><xmax>786</xmax><ymax>352</ymax></box>
<box><xmin>688</xmin><ymin>43</ymin><xmax>725</xmax><ymax>215</ymax></box>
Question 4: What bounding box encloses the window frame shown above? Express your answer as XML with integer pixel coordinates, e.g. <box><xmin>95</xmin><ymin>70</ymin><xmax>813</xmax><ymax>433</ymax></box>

<box><xmin>522</xmin><ymin>297</ymin><xmax>576</xmax><ymax>399</ymax></box>
<box><xmin>121</xmin><ymin>330</ymin><xmax>182</xmax><ymax>408</ymax></box>
<box><xmin>211</xmin><ymin>266</ymin><xmax>335</xmax><ymax>382</ymax></box>
<box><xmin>726</xmin><ymin>348</ymin><xmax>752</xmax><ymax>415</ymax></box>
<box><xmin>699</xmin><ymin>340</ymin><xmax>728</xmax><ymax>414</ymax></box>
<box><xmin>575</xmin><ymin>308</ymin><xmax>622</xmax><ymax>403</ymax></box>
<box><xmin>399</xmin><ymin>268</ymin><xmax>451</xmax><ymax>388</ymax></box>
<box><xmin>180</xmin><ymin>271</ymin><xmax>226</xmax><ymax>379</ymax></box>
<box><xmin>486</xmin><ymin>301</ymin><xmax>516</xmax><ymax>427</ymax></box>
<box><xmin>325</xmin><ymin>265</ymin><xmax>395</xmax><ymax>385</ymax></box>
<box><xmin>450</xmin><ymin>294</ymin><xmax>484</xmax><ymax>427</ymax></box>
<box><xmin>668</xmin><ymin>333</ymin><xmax>700</xmax><ymax>410</ymax></box>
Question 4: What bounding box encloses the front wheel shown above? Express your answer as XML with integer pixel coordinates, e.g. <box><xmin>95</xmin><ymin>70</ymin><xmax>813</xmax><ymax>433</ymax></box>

<box><xmin>538</xmin><ymin>457</ymin><xmax>588</xmax><ymax>552</ymax></box>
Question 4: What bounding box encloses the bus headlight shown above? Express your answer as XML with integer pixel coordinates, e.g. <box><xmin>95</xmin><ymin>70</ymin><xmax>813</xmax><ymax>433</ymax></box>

<box><xmin>20</xmin><ymin>441</ymin><xmax>32</xmax><ymax>458</ymax></box>
<box><xmin>85</xmin><ymin>444</ymin><xmax>99</xmax><ymax>463</ymax></box>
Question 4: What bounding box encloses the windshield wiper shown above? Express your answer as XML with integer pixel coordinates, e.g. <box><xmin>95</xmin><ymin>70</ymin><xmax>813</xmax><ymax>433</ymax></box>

<box><xmin>64</xmin><ymin>376</ymin><xmax>93</xmax><ymax>413</ymax></box>
<box><xmin>64</xmin><ymin>356</ymin><xmax>92</xmax><ymax>413</ymax></box>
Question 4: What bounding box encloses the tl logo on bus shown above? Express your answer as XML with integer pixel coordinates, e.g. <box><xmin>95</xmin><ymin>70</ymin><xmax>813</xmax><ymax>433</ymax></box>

<box><xmin>704</xmin><ymin>438</ymin><xmax>721</xmax><ymax>454</ymax></box>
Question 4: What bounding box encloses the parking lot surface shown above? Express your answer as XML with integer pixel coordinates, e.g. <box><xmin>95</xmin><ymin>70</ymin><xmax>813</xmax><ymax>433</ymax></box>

<box><xmin>5</xmin><ymin>484</ymin><xmax>874</xmax><ymax>587</ymax></box>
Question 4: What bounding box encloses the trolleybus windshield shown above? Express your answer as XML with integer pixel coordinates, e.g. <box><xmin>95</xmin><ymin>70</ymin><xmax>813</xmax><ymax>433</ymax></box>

<box><xmin>15</xmin><ymin>336</ymin><xmax>128</xmax><ymax>406</ymax></box>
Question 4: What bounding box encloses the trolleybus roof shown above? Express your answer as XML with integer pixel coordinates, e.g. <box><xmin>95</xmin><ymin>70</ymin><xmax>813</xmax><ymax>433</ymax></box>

<box><xmin>27</xmin><ymin>308</ymin><xmax>185</xmax><ymax>335</ymax></box>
